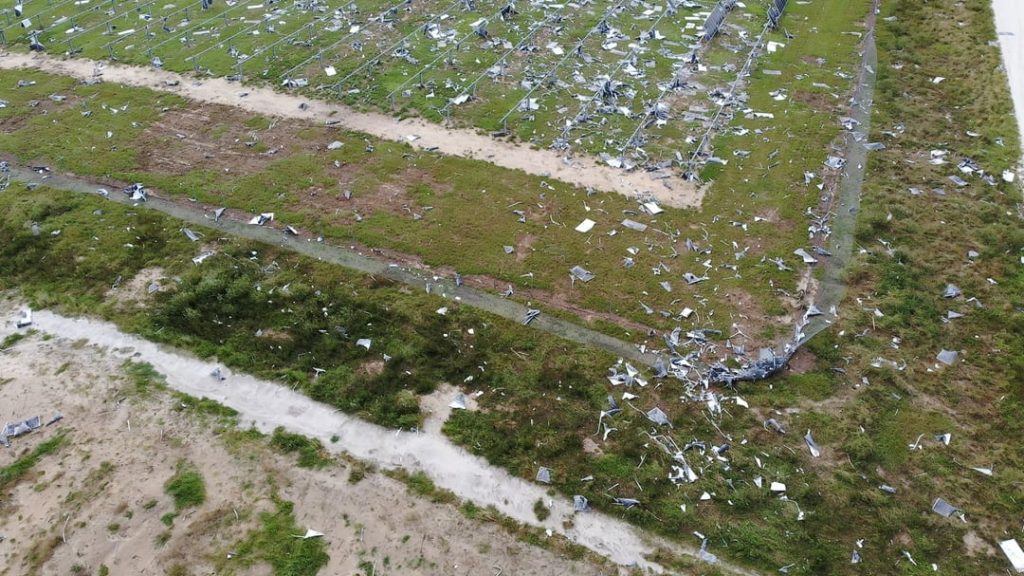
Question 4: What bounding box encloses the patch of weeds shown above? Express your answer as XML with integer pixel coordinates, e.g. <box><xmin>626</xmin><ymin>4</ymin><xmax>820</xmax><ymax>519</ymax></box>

<box><xmin>347</xmin><ymin>463</ymin><xmax>367</xmax><ymax>484</ymax></box>
<box><xmin>143</xmin><ymin>498</ymin><xmax>158</xmax><ymax>510</ymax></box>
<box><xmin>221</xmin><ymin>496</ymin><xmax>329</xmax><ymax>576</ymax></box>
<box><xmin>405</xmin><ymin>471</ymin><xmax>435</xmax><ymax>497</ymax></box>
<box><xmin>25</xmin><ymin>533</ymin><xmax>61</xmax><ymax>575</ymax></box>
<box><xmin>394</xmin><ymin>470</ymin><xmax>456</xmax><ymax>504</ymax></box>
<box><xmin>122</xmin><ymin>360</ymin><xmax>166</xmax><ymax>397</ymax></box>
<box><xmin>269</xmin><ymin>427</ymin><xmax>331</xmax><ymax>468</ymax></box>
<box><xmin>160</xmin><ymin>512</ymin><xmax>177</xmax><ymax>527</ymax></box>
<box><xmin>221</xmin><ymin>427</ymin><xmax>265</xmax><ymax>454</ymax></box>
<box><xmin>0</xmin><ymin>432</ymin><xmax>66</xmax><ymax>490</ymax></box>
<box><xmin>1</xmin><ymin>332</ymin><xmax>26</xmax><ymax>349</ymax></box>
<box><xmin>533</xmin><ymin>499</ymin><xmax>550</xmax><ymax>522</ymax></box>
<box><xmin>171</xmin><ymin>391</ymin><xmax>239</xmax><ymax>419</ymax></box>
<box><xmin>459</xmin><ymin>500</ymin><xmax>480</xmax><ymax>519</ymax></box>
<box><xmin>164</xmin><ymin>460</ymin><xmax>206</xmax><ymax>511</ymax></box>
<box><xmin>64</xmin><ymin>461</ymin><xmax>114</xmax><ymax>511</ymax></box>
<box><xmin>155</xmin><ymin>531</ymin><xmax>171</xmax><ymax>547</ymax></box>
<box><xmin>166</xmin><ymin>564</ymin><xmax>191</xmax><ymax>576</ymax></box>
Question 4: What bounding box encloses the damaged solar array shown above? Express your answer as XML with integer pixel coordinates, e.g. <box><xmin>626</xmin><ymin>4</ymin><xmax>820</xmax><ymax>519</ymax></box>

<box><xmin>5</xmin><ymin>0</ymin><xmax>773</xmax><ymax>176</ymax></box>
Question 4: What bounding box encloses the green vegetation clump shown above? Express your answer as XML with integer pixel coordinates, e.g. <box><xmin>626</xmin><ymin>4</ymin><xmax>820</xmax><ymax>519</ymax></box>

<box><xmin>532</xmin><ymin>499</ymin><xmax>550</xmax><ymax>522</ymax></box>
<box><xmin>123</xmin><ymin>361</ymin><xmax>166</xmax><ymax>397</ymax></box>
<box><xmin>0</xmin><ymin>0</ymin><xmax>1020</xmax><ymax>568</ymax></box>
<box><xmin>388</xmin><ymin>470</ymin><xmax>456</xmax><ymax>505</ymax></box>
<box><xmin>404</xmin><ymin>471</ymin><xmax>436</xmax><ymax>498</ymax></box>
<box><xmin>223</xmin><ymin>498</ymin><xmax>329</xmax><ymax>576</ymax></box>
<box><xmin>269</xmin><ymin>428</ymin><xmax>331</xmax><ymax>469</ymax></box>
<box><xmin>164</xmin><ymin>460</ymin><xmax>206</xmax><ymax>511</ymax></box>
<box><xmin>172</xmin><ymin>392</ymin><xmax>239</xmax><ymax>419</ymax></box>
<box><xmin>1</xmin><ymin>332</ymin><xmax>27</xmax><ymax>349</ymax></box>
<box><xmin>0</xmin><ymin>433</ymin><xmax>66</xmax><ymax>490</ymax></box>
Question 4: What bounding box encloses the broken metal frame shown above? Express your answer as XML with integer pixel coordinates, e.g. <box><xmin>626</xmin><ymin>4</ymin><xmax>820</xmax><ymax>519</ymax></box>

<box><xmin>1</xmin><ymin>0</ymin><xmax>87</xmax><ymax>36</ymax></box>
<box><xmin>496</xmin><ymin>0</ymin><xmax>633</xmax><ymax>128</ymax></box>
<box><xmin>31</xmin><ymin>0</ymin><xmax>735</xmax><ymax>172</ymax></box>
<box><xmin>615</xmin><ymin>0</ymin><xmax>738</xmax><ymax>160</ymax></box>
<box><xmin>56</xmin><ymin>0</ymin><xmax>165</xmax><ymax>47</ymax></box>
<box><xmin>381</xmin><ymin>0</ymin><xmax>569</xmax><ymax>104</ymax></box>
<box><xmin>380</xmin><ymin>18</ymin><xmax>488</xmax><ymax>102</ymax></box>
<box><xmin>142</xmin><ymin>0</ymin><xmax>253</xmax><ymax>56</ymax></box>
<box><xmin>279</xmin><ymin>0</ymin><xmax>430</xmax><ymax>82</ymax></box>
<box><xmin>766</xmin><ymin>0</ymin><xmax>788</xmax><ymax>30</ymax></box>
<box><xmin>310</xmin><ymin>0</ymin><xmax>476</xmax><ymax>93</ymax></box>
<box><xmin>438</xmin><ymin>10</ymin><xmax>562</xmax><ymax>115</ymax></box>
<box><xmin>554</xmin><ymin>1</ymin><xmax>677</xmax><ymax>148</ymax></box>
<box><xmin>330</xmin><ymin>0</ymin><xmax>487</xmax><ymax>95</ymax></box>
<box><xmin>183</xmin><ymin>8</ymin><xmax>287</xmax><ymax>68</ymax></box>
<box><xmin>232</xmin><ymin>21</ymin><xmax>322</xmax><ymax>77</ymax></box>
<box><xmin>101</xmin><ymin>0</ymin><xmax>222</xmax><ymax>59</ymax></box>
<box><xmin>682</xmin><ymin>1</ymin><xmax>784</xmax><ymax>180</ymax></box>
<box><xmin>699</xmin><ymin>0</ymin><xmax>734</xmax><ymax>42</ymax></box>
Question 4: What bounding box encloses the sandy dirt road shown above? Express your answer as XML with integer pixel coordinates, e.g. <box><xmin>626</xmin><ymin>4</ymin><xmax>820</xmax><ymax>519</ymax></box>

<box><xmin>0</xmin><ymin>306</ymin><xmax>615</xmax><ymax>576</ymax></box>
<box><xmin>0</xmin><ymin>51</ymin><xmax>701</xmax><ymax>208</ymax></box>
<box><xmin>2</xmin><ymin>305</ymin><xmax>762</xmax><ymax>576</ymax></box>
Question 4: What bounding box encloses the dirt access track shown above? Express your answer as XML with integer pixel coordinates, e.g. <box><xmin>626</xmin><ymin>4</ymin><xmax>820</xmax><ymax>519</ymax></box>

<box><xmin>0</xmin><ymin>52</ymin><xmax>702</xmax><ymax>209</ymax></box>
<box><xmin>0</xmin><ymin>313</ymin><xmax>611</xmax><ymax>576</ymax></box>
<box><xmin>0</xmin><ymin>303</ymin><xmax>763</xmax><ymax>576</ymax></box>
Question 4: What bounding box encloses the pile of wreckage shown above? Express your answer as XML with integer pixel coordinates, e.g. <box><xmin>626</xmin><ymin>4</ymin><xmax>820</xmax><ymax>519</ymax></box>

<box><xmin>0</xmin><ymin>413</ymin><xmax>63</xmax><ymax>447</ymax></box>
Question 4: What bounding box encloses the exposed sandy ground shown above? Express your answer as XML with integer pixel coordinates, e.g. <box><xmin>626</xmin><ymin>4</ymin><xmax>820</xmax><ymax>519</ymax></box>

<box><xmin>0</xmin><ymin>309</ymin><xmax>613</xmax><ymax>576</ymax></box>
<box><xmin>0</xmin><ymin>52</ymin><xmax>700</xmax><ymax>208</ymax></box>
<box><xmin>993</xmin><ymin>0</ymin><xmax>1024</xmax><ymax>165</ymax></box>
<box><xmin>0</xmin><ymin>297</ymin><xmax>762</xmax><ymax>576</ymax></box>
<box><xmin>419</xmin><ymin>384</ymin><xmax>479</xmax><ymax>435</ymax></box>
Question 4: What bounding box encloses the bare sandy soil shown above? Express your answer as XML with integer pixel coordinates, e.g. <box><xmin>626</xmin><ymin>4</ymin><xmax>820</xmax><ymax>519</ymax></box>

<box><xmin>0</xmin><ymin>52</ymin><xmax>701</xmax><ymax>208</ymax></box>
<box><xmin>0</xmin><ymin>307</ymin><xmax>612</xmax><ymax>576</ymax></box>
<box><xmin>0</xmin><ymin>292</ymin><xmax>761</xmax><ymax>576</ymax></box>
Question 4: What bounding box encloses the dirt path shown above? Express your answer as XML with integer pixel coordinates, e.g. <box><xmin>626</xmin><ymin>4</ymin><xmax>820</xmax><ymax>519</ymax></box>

<box><xmin>7</xmin><ymin>164</ymin><xmax>658</xmax><ymax>367</ymax></box>
<box><xmin>993</xmin><ymin>0</ymin><xmax>1024</xmax><ymax>165</ymax></box>
<box><xmin>10</xmin><ymin>308</ymin><xmax>762</xmax><ymax>576</ymax></box>
<box><xmin>0</xmin><ymin>51</ymin><xmax>700</xmax><ymax>208</ymax></box>
<box><xmin>0</xmin><ymin>311</ymin><xmax>613</xmax><ymax>576</ymax></box>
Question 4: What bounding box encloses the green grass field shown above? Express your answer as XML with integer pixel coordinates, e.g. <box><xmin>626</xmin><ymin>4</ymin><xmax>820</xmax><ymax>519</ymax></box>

<box><xmin>1</xmin><ymin>0</ymin><xmax>1022</xmax><ymax>573</ymax></box>
<box><xmin>0</xmin><ymin>0</ymin><xmax>873</xmax><ymax>350</ymax></box>
<box><xmin>5</xmin><ymin>0</ymin><xmax>773</xmax><ymax>163</ymax></box>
